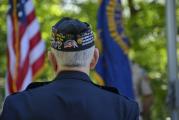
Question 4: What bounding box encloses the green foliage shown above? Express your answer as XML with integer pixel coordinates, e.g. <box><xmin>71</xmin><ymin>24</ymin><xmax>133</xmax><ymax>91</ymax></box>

<box><xmin>0</xmin><ymin>0</ymin><xmax>175</xmax><ymax>119</ymax></box>
<box><xmin>0</xmin><ymin>0</ymin><xmax>8</xmax><ymax>77</ymax></box>
<box><xmin>123</xmin><ymin>1</ymin><xmax>170</xmax><ymax>119</ymax></box>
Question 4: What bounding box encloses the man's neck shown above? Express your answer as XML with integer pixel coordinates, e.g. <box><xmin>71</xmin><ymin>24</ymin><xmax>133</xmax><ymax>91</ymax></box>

<box><xmin>56</xmin><ymin>66</ymin><xmax>90</xmax><ymax>75</ymax></box>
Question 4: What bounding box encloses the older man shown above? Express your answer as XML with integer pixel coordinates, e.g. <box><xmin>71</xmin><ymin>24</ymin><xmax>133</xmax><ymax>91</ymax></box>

<box><xmin>0</xmin><ymin>17</ymin><xmax>139</xmax><ymax>120</ymax></box>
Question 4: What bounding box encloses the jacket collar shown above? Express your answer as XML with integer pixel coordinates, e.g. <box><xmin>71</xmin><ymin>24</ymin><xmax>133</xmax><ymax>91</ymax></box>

<box><xmin>54</xmin><ymin>70</ymin><xmax>91</xmax><ymax>83</ymax></box>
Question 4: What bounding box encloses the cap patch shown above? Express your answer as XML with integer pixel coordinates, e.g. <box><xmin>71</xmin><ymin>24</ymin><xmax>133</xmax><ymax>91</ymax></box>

<box><xmin>51</xmin><ymin>28</ymin><xmax>94</xmax><ymax>51</ymax></box>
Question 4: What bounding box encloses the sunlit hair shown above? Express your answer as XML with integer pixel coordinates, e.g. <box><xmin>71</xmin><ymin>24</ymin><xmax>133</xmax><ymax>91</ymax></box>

<box><xmin>52</xmin><ymin>46</ymin><xmax>95</xmax><ymax>67</ymax></box>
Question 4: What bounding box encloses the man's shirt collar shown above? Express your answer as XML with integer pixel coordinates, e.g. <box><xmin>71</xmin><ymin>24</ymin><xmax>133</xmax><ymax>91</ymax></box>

<box><xmin>54</xmin><ymin>70</ymin><xmax>91</xmax><ymax>83</ymax></box>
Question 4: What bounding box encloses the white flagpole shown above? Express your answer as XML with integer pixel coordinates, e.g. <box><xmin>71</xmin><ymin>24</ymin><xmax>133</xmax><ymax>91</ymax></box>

<box><xmin>166</xmin><ymin>0</ymin><xmax>179</xmax><ymax>119</ymax></box>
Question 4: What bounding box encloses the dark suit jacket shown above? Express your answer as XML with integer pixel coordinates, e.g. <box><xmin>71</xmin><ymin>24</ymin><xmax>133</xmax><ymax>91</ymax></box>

<box><xmin>0</xmin><ymin>71</ymin><xmax>139</xmax><ymax>120</ymax></box>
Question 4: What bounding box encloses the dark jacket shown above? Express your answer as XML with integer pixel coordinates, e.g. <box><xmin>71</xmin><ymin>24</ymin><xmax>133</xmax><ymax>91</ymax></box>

<box><xmin>0</xmin><ymin>71</ymin><xmax>139</xmax><ymax>120</ymax></box>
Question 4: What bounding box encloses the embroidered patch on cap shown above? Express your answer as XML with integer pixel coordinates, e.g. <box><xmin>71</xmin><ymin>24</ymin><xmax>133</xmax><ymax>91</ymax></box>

<box><xmin>51</xmin><ymin>26</ymin><xmax>94</xmax><ymax>52</ymax></box>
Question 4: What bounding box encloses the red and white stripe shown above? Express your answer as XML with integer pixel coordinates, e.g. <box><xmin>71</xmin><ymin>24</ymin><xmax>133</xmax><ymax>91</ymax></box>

<box><xmin>6</xmin><ymin>0</ymin><xmax>45</xmax><ymax>96</ymax></box>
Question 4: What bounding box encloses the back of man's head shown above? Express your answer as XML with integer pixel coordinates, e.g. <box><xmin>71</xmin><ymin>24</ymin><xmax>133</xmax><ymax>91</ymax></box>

<box><xmin>51</xmin><ymin>17</ymin><xmax>95</xmax><ymax>67</ymax></box>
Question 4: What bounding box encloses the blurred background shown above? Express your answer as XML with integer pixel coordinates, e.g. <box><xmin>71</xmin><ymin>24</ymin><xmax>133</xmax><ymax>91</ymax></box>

<box><xmin>0</xmin><ymin>0</ymin><xmax>179</xmax><ymax>119</ymax></box>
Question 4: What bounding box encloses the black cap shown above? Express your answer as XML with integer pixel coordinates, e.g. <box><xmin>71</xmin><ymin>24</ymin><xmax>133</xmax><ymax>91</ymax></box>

<box><xmin>51</xmin><ymin>17</ymin><xmax>94</xmax><ymax>52</ymax></box>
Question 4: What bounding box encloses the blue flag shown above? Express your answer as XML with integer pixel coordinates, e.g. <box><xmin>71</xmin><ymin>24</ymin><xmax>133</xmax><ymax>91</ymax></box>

<box><xmin>95</xmin><ymin>0</ymin><xmax>134</xmax><ymax>99</ymax></box>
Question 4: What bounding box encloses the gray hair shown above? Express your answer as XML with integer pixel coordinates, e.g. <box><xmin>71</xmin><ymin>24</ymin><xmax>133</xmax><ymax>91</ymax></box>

<box><xmin>52</xmin><ymin>46</ymin><xmax>95</xmax><ymax>67</ymax></box>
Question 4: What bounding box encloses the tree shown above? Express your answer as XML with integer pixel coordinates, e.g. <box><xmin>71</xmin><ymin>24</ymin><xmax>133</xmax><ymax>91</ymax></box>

<box><xmin>123</xmin><ymin>0</ymin><xmax>169</xmax><ymax>119</ymax></box>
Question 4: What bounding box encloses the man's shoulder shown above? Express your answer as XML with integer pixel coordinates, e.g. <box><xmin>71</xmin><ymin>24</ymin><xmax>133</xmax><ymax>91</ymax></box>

<box><xmin>92</xmin><ymin>84</ymin><xmax>138</xmax><ymax>107</ymax></box>
<box><xmin>92</xmin><ymin>85</ymin><xmax>139</xmax><ymax>118</ymax></box>
<box><xmin>113</xmin><ymin>93</ymin><xmax>139</xmax><ymax>118</ymax></box>
<box><xmin>3</xmin><ymin>90</ymin><xmax>28</xmax><ymax>109</ymax></box>
<box><xmin>25</xmin><ymin>81</ymin><xmax>52</xmax><ymax>90</ymax></box>
<box><xmin>98</xmin><ymin>86</ymin><xmax>138</xmax><ymax>110</ymax></box>
<box><xmin>5</xmin><ymin>81</ymin><xmax>52</xmax><ymax>100</ymax></box>
<box><xmin>117</xmin><ymin>93</ymin><xmax>138</xmax><ymax>107</ymax></box>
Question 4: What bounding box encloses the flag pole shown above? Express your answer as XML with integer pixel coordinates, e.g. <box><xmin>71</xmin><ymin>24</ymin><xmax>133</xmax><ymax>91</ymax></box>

<box><xmin>166</xmin><ymin>0</ymin><xmax>179</xmax><ymax>119</ymax></box>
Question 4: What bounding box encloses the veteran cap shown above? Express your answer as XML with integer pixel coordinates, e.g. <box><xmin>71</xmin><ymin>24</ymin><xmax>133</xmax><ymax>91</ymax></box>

<box><xmin>51</xmin><ymin>17</ymin><xmax>94</xmax><ymax>52</ymax></box>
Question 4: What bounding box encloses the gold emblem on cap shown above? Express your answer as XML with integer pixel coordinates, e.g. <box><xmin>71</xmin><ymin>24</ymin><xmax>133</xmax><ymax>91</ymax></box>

<box><xmin>54</xmin><ymin>33</ymin><xmax>65</xmax><ymax>41</ymax></box>
<box><xmin>77</xmin><ymin>38</ymin><xmax>83</xmax><ymax>45</ymax></box>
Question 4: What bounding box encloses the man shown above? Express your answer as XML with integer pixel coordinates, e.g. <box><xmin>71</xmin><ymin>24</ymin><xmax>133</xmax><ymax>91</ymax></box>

<box><xmin>132</xmin><ymin>63</ymin><xmax>153</xmax><ymax>120</ymax></box>
<box><xmin>0</xmin><ymin>17</ymin><xmax>139</xmax><ymax>120</ymax></box>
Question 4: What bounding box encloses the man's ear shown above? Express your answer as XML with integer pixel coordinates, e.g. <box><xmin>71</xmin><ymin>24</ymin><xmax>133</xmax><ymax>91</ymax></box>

<box><xmin>90</xmin><ymin>48</ymin><xmax>99</xmax><ymax>69</ymax></box>
<box><xmin>48</xmin><ymin>51</ymin><xmax>58</xmax><ymax>72</ymax></box>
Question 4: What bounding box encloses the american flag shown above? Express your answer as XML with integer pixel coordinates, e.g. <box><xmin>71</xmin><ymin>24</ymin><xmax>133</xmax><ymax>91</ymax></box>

<box><xmin>6</xmin><ymin>0</ymin><xmax>45</xmax><ymax>95</ymax></box>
